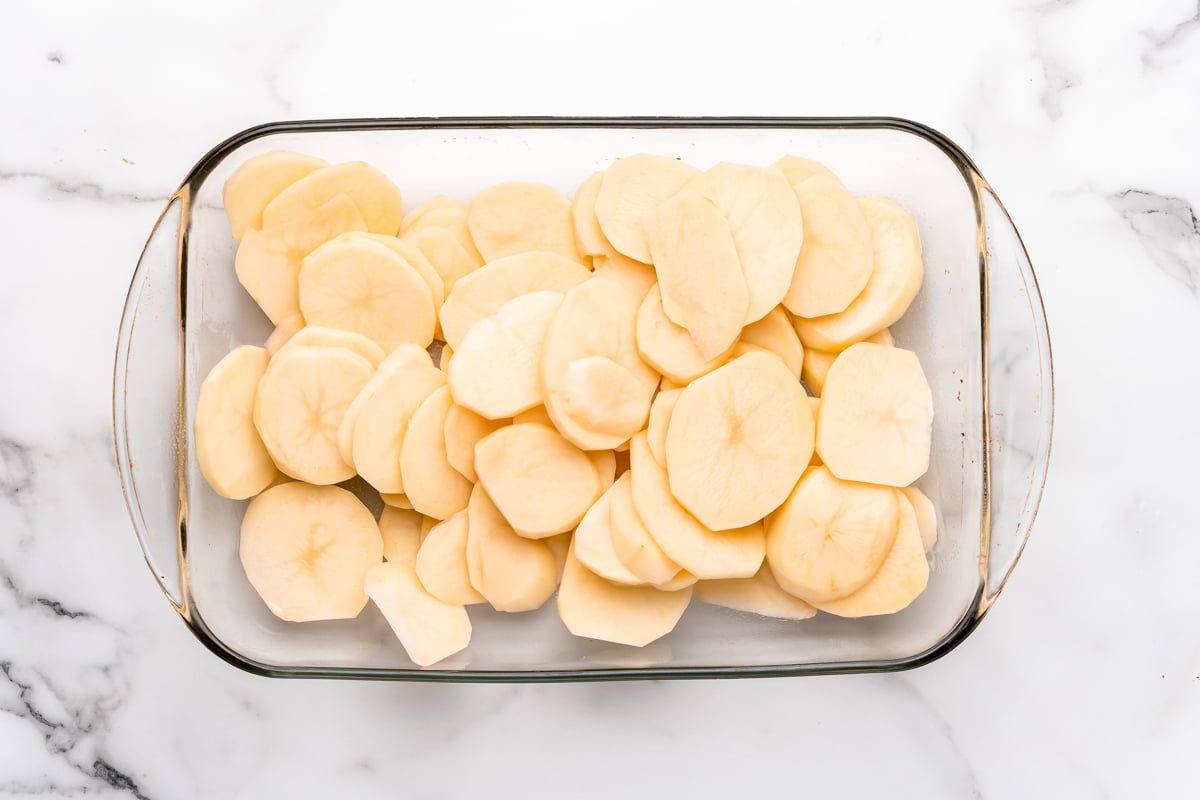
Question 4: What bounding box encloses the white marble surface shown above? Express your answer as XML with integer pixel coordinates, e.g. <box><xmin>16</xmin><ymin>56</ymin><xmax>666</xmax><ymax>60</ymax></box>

<box><xmin>2</xmin><ymin>0</ymin><xmax>1198</xmax><ymax>796</ymax></box>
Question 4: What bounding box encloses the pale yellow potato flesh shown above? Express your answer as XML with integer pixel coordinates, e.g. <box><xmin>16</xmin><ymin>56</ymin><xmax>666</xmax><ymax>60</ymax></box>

<box><xmin>739</xmin><ymin>306</ymin><xmax>804</xmax><ymax>378</ymax></box>
<box><xmin>772</xmin><ymin>155</ymin><xmax>838</xmax><ymax>186</ymax></box>
<box><xmin>223</xmin><ymin>151</ymin><xmax>328</xmax><ymax>243</ymax></box>
<box><xmin>816</xmin><ymin>343</ymin><xmax>933</xmax><ymax>487</ymax></box>
<box><xmin>636</xmin><ymin>284</ymin><xmax>732</xmax><ymax>384</ymax></box>
<box><xmin>402</xmin><ymin>226</ymin><xmax>480</xmax><ymax>296</ymax></box>
<box><xmin>406</xmin><ymin>206</ymin><xmax>484</xmax><ymax>265</ymax></box>
<box><xmin>262</xmin><ymin>161</ymin><xmax>404</xmax><ymax>235</ymax></box>
<box><xmin>352</xmin><ymin>360</ymin><xmax>446</xmax><ymax>494</ymax></box>
<box><xmin>594</xmin><ymin>154</ymin><xmax>699</xmax><ymax>263</ymax></box>
<box><xmin>337</xmin><ymin>344</ymin><xmax>432</xmax><ymax>465</ymax></box>
<box><xmin>556</xmin><ymin>356</ymin><xmax>655</xmax><ymax>441</ymax></box>
<box><xmin>399</xmin><ymin>386</ymin><xmax>474</xmax><ymax>519</ymax></box>
<box><xmin>275</xmin><ymin>324</ymin><xmax>387</xmax><ymax>369</ymax></box>
<box><xmin>587</xmin><ymin>448</ymin><xmax>617</xmax><ymax>493</ymax></box>
<box><xmin>545</xmin><ymin>532</ymin><xmax>572</xmax><ymax>581</ymax></box>
<box><xmin>240</xmin><ymin>483</ymin><xmax>383</xmax><ymax>622</ymax></box>
<box><xmin>592</xmin><ymin>251</ymin><xmax>656</xmax><ymax>300</ymax></box>
<box><xmin>381</xmin><ymin>492</ymin><xmax>414</xmax><ymax>510</ymax></box>
<box><xmin>656</xmin><ymin>570</ymin><xmax>699</xmax><ymax>592</ymax></box>
<box><xmin>415</xmin><ymin>510</ymin><xmax>486</xmax><ymax>605</ymax></box>
<box><xmin>400</xmin><ymin>195</ymin><xmax>467</xmax><ymax>234</ymax></box>
<box><xmin>645</xmin><ymin>388</ymin><xmax>682</xmax><ymax>469</ymax></box>
<box><xmin>194</xmin><ymin>345</ymin><xmax>278</xmax><ymax>499</ymax></box>
<box><xmin>784</xmin><ymin>175</ymin><xmax>874</xmax><ymax>318</ymax></box>
<box><xmin>467</xmin><ymin>181</ymin><xmax>583</xmax><ymax>264</ymax></box>
<box><xmin>338</xmin><ymin>231</ymin><xmax>446</xmax><ymax>310</ymax></box>
<box><xmin>380</xmin><ymin>506</ymin><xmax>425</xmax><ymax>567</ymax></box>
<box><xmin>902</xmin><ymin>485</ymin><xmax>938</xmax><ymax>552</ymax></box>
<box><xmin>513</xmin><ymin>406</ymin><xmax>553</xmax><ymax>427</ymax></box>
<box><xmin>365</xmin><ymin>561</ymin><xmax>472</xmax><ymax>667</ymax></box>
<box><xmin>571</xmin><ymin>171</ymin><xmax>610</xmax><ymax>258</ymax></box>
<box><xmin>465</xmin><ymin>485</ymin><xmax>557</xmax><ymax>612</ymax></box>
<box><xmin>264</xmin><ymin>313</ymin><xmax>305</xmax><ymax>355</ymax></box>
<box><xmin>695</xmin><ymin>563</ymin><xmax>817</xmax><ymax>621</ymax></box>
<box><xmin>608</xmin><ymin>472</ymin><xmax>682</xmax><ymax>585</ymax></box>
<box><xmin>573</xmin><ymin>480</ymin><xmax>646</xmax><ymax>585</ymax></box>
<box><xmin>443</xmin><ymin>403</ymin><xmax>506</xmax><ymax>483</ymax></box>
<box><xmin>800</xmin><ymin>328</ymin><xmax>892</xmax><ymax>395</ymax></box>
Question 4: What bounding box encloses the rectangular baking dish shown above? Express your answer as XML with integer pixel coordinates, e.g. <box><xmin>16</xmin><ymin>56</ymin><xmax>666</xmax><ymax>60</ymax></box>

<box><xmin>113</xmin><ymin>117</ymin><xmax>1052</xmax><ymax>681</ymax></box>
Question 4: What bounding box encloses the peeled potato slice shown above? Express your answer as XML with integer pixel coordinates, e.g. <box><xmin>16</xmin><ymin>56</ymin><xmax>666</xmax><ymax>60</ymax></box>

<box><xmin>447</xmin><ymin>291</ymin><xmax>564</xmax><ymax>419</ymax></box>
<box><xmin>402</xmin><ymin>226</ymin><xmax>480</xmax><ymax>295</ymax></box>
<box><xmin>253</xmin><ymin>345</ymin><xmax>373</xmax><ymax>484</ymax></box>
<box><xmin>557</xmin><ymin>543</ymin><xmax>693</xmax><ymax>647</ymax></box>
<box><xmin>545</xmin><ymin>532</ymin><xmax>572</xmax><ymax>581</ymax></box>
<box><xmin>784</xmin><ymin>175</ymin><xmax>874</xmax><ymax>318</ymax></box>
<box><xmin>443</xmin><ymin>403</ymin><xmax>505</xmax><ymax>482</ymax></box>
<box><xmin>264</xmin><ymin>314</ymin><xmax>305</xmax><ymax>355</ymax></box>
<box><xmin>438</xmin><ymin>251</ymin><xmax>592</xmax><ymax>349</ymax></box>
<box><xmin>195</xmin><ymin>345</ymin><xmax>277</xmax><ymax>499</ymax></box>
<box><xmin>592</xmin><ymin>251</ymin><xmax>656</xmax><ymax>300</ymax></box>
<box><xmin>513</xmin><ymin>405</ymin><xmax>553</xmax><ymax>427</ymax></box>
<box><xmin>223</xmin><ymin>151</ymin><xmax>329</xmax><ymax>243</ymax></box>
<box><xmin>816</xmin><ymin>343</ymin><xmax>933</xmax><ymax>487</ymax></box>
<box><xmin>379</xmin><ymin>506</ymin><xmax>425</xmax><ymax>567</ymax></box>
<box><xmin>636</xmin><ymin>284</ymin><xmax>731</xmax><ymax>384</ymax></box>
<box><xmin>400</xmin><ymin>195</ymin><xmax>467</xmax><ymax>234</ymax></box>
<box><xmin>739</xmin><ymin>306</ymin><xmax>804</xmax><ymax>378</ymax></box>
<box><xmin>299</xmin><ymin>237</ymin><xmax>436</xmax><ymax>352</ymax></box>
<box><xmin>399</xmin><ymin>386</ymin><xmax>473</xmax><ymax>519</ymax></box>
<box><xmin>765</xmin><ymin>466</ymin><xmax>900</xmax><ymax>603</ymax></box>
<box><xmin>629</xmin><ymin>433</ymin><xmax>764</xmax><ymax>579</ymax></box>
<box><xmin>644</xmin><ymin>191</ymin><xmax>749</xmax><ymax>360</ymax></box>
<box><xmin>465</xmin><ymin>485</ymin><xmax>557</xmax><ymax>612</ymax></box>
<box><xmin>262</xmin><ymin>161</ymin><xmax>404</xmax><ymax>235</ymax></box>
<box><xmin>474</xmin><ymin>423</ymin><xmax>602</xmax><ymax>538</ymax></box>
<box><xmin>366</xmin><ymin>561</ymin><xmax>472</xmax><ymax>667</ymax></box>
<box><xmin>574</xmin><ymin>478</ymin><xmax>645</xmax><ymax>585</ymax></box>
<box><xmin>571</xmin><ymin>171</ymin><xmax>610</xmax><ymax>258</ymax></box>
<box><xmin>594</xmin><ymin>154</ymin><xmax>699</xmax><ymax>263</ymax></box>
<box><xmin>555</xmin><ymin>356</ymin><xmax>655</xmax><ymax>444</ymax></box>
<box><xmin>240</xmin><ymin>483</ymin><xmax>383</xmax><ymax>621</ymax></box>
<box><xmin>902</xmin><ymin>486</ymin><xmax>938</xmax><ymax>552</ymax></box>
<box><xmin>588</xmin><ymin>448</ymin><xmax>617</xmax><ymax>493</ymax></box>
<box><xmin>406</xmin><ymin>206</ymin><xmax>484</xmax><ymax>265</ymax></box>
<box><xmin>793</xmin><ymin>197</ymin><xmax>923</xmax><ymax>351</ymax></box>
<box><xmin>800</xmin><ymin>328</ymin><xmax>892</xmax><ymax>395</ymax></box>
<box><xmin>415</xmin><ymin>510</ymin><xmax>486</xmax><ymax>605</ymax></box>
<box><xmin>338</xmin><ymin>231</ymin><xmax>446</xmax><ymax>310</ymax></box>
<box><xmin>645</xmin><ymin>388</ymin><xmax>681</xmax><ymax>468</ymax></box>
<box><xmin>666</xmin><ymin>352</ymin><xmax>814</xmax><ymax>531</ymax></box>
<box><xmin>337</xmin><ymin>344</ymin><xmax>433</xmax><ymax>465</ymax></box>
<box><xmin>467</xmin><ymin>181</ymin><xmax>583</xmax><ymax>264</ymax></box>
<box><xmin>695</xmin><ymin>564</ymin><xmax>817</xmax><ymax>621</ymax></box>
<box><xmin>275</xmin><ymin>324</ymin><xmax>387</xmax><ymax>369</ymax></box>
<box><xmin>772</xmin><ymin>155</ymin><xmax>838</xmax><ymax>186</ymax></box>
<box><xmin>685</xmin><ymin>162</ymin><xmax>804</xmax><ymax>323</ymax></box>
<box><xmin>656</xmin><ymin>570</ymin><xmax>699</xmax><ymax>592</ymax></box>
<box><xmin>811</xmin><ymin>492</ymin><xmax>929</xmax><ymax>617</ymax></box>
<box><xmin>236</xmin><ymin>194</ymin><xmax>367</xmax><ymax>324</ymax></box>
<box><xmin>608</xmin><ymin>472</ymin><xmax>681</xmax><ymax>585</ymax></box>
<box><xmin>352</xmin><ymin>359</ymin><xmax>446</xmax><ymax>494</ymax></box>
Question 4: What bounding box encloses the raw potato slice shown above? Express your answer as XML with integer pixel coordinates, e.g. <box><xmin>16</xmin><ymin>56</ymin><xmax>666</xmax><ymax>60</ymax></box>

<box><xmin>399</xmin><ymin>386</ymin><xmax>473</xmax><ymax>519</ymax></box>
<box><xmin>447</xmin><ymin>291</ymin><xmax>564</xmax><ymax>419</ymax></box>
<box><xmin>277</xmin><ymin>324</ymin><xmax>387</xmax><ymax>369</ymax></box>
<box><xmin>365</xmin><ymin>561</ymin><xmax>472</xmax><ymax>667</ymax></box>
<box><xmin>765</xmin><ymin>466</ymin><xmax>900</xmax><ymax>603</ymax></box>
<box><xmin>514</xmin><ymin>406</ymin><xmax>553</xmax><ymax>427</ymax></box>
<box><xmin>588</xmin><ymin>448</ymin><xmax>617</xmax><ymax>493</ymax></box>
<box><xmin>792</xmin><ymin>197</ymin><xmax>923</xmax><ymax>351</ymax></box>
<box><xmin>686</xmin><ymin>163</ymin><xmax>804</xmax><ymax>323</ymax></box>
<box><xmin>573</xmin><ymin>479</ymin><xmax>645</xmax><ymax>585</ymax></box>
<box><xmin>262</xmin><ymin>161</ymin><xmax>404</xmax><ymax>235</ymax></box>
<box><xmin>772</xmin><ymin>155</ymin><xmax>839</xmax><ymax>187</ymax></box>
<box><xmin>816</xmin><ymin>342</ymin><xmax>933</xmax><ymax>487</ymax></box>
<box><xmin>400</xmin><ymin>195</ymin><xmax>467</xmax><ymax>234</ymax></box>
<box><xmin>740</xmin><ymin>307</ymin><xmax>804</xmax><ymax>378</ymax></box>
<box><xmin>902</xmin><ymin>486</ymin><xmax>938</xmax><ymax>552</ymax></box>
<box><xmin>645</xmin><ymin>388</ymin><xmax>682</xmax><ymax>468</ymax></box>
<box><xmin>253</xmin><ymin>346</ymin><xmax>373</xmax><ymax>484</ymax></box>
<box><xmin>592</xmin><ymin>251</ymin><xmax>656</xmax><ymax>300</ymax></box>
<box><xmin>443</xmin><ymin>403</ymin><xmax>505</xmax><ymax>483</ymax></box>
<box><xmin>415</xmin><ymin>510</ymin><xmax>486</xmax><ymax>605</ymax></box>
<box><xmin>264</xmin><ymin>314</ymin><xmax>305</xmax><ymax>355</ymax></box>
<box><xmin>195</xmin><ymin>345</ymin><xmax>277</xmax><ymax>499</ymax></box>
<box><xmin>403</xmin><ymin>226</ymin><xmax>480</xmax><ymax>295</ymax></box>
<box><xmin>811</xmin><ymin>492</ymin><xmax>929</xmax><ymax>617</ymax></box>
<box><xmin>223</xmin><ymin>151</ymin><xmax>329</xmax><ymax>243</ymax></box>
<box><xmin>783</xmin><ymin>175</ymin><xmax>874</xmax><ymax>318</ymax></box>
<box><xmin>438</xmin><ymin>251</ymin><xmax>592</xmax><ymax>349</ymax></box>
<box><xmin>656</xmin><ymin>570</ymin><xmax>699</xmax><ymax>592</ymax></box>
<box><xmin>629</xmin><ymin>433</ymin><xmax>765</xmax><ymax>579</ymax></box>
<box><xmin>609</xmin><ymin>470</ymin><xmax>680</xmax><ymax>585</ymax></box>
<box><xmin>557</xmin><ymin>543</ymin><xmax>693</xmax><ymax>647</ymax></box>
<box><xmin>465</xmin><ymin>485</ymin><xmax>557</xmax><ymax>612</ymax></box>
<box><xmin>474</xmin><ymin>423</ymin><xmax>602</xmax><ymax>538</ymax></box>
<box><xmin>467</xmin><ymin>182</ymin><xmax>583</xmax><ymax>264</ymax></box>
<box><xmin>644</xmin><ymin>191</ymin><xmax>749</xmax><ymax>360</ymax></box>
<box><xmin>299</xmin><ymin>237</ymin><xmax>436</xmax><ymax>351</ymax></box>
<box><xmin>800</xmin><ymin>328</ymin><xmax>892</xmax><ymax>395</ymax></box>
<box><xmin>555</xmin><ymin>356</ymin><xmax>655</xmax><ymax>443</ymax></box>
<box><xmin>545</xmin><ymin>532</ymin><xmax>572</xmax><ymax>580</ymax></box>
<box><xmin>337</xmin><ymin>344</ymin><xmax>433</xmax><ymax>464</ymax></box>
<box><xmin>240</xmin><ymin>483</ymin><xmax>383</xmax><ymax>621</ymax></box>
<box><xmin>381</xmin><ymin>492</ymin><xmax>414</xmax><ymax>510</ymax></box>
<box><xmin>380</xmin><ymin>506</ymin><xmax>425</xmax><ymax>567</ymax></box>
<box><xmin>407</xmin><ymin>207</ymin><xmax>484</xmax><ymax>265</ymax></box>
<box><xmin>666</xmin><ymin>352</ymin><xmax>815</xmax><ymax>531</ymax></box>
<box><xmin>339</xmin><ymin>232</ymin><xmax>446</xmax><ymax>309</ymax></box>
<box><xmin>594</xmin><ymin>154</ymin><xmax>699</xmax><ymax>263</ymax></box>
<box><xmin>636</xmin><ymin>284</ymin><xmax>731</xmax><ymax>384</ymax></box>
<box><xmin>571</xmin><ymin>171</ymin><xmax>610</xmax><ymax>258</ymax></box>
<box><xmin>353</xmin><ymin>360</ymin><xmax>446</xmax><ymax>493</ymax></box>
<box><xmin>695</xmin><ymin>564</ymin><xmax>817</xmax><ymax>621</ymax></box>
<box><xmin>236</xmin><ymin>194</ymin><xmax>367</xmax><ymax>324</ymax></box>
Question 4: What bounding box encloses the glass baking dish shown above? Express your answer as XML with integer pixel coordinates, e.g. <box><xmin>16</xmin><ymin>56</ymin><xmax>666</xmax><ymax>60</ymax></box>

<box><xmin>113</xmin><ymin>117</ymin><xmax>1052</xmax><ymax>681</ymax></box>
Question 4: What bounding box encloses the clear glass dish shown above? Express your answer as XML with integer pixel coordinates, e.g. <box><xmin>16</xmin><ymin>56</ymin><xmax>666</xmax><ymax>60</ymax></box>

<box><xmin>113</xmin><ymin>117</ymin><xmax>1053</xmax><ymax>681</ymax></box>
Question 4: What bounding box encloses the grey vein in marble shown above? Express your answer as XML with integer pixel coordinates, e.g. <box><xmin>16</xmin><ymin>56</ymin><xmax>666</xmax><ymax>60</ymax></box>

<box><xmin>1108</xmin><ymin>189</ymin><xmax>1200</xmax><ymax>294</ymax></box>
<box><xmin>0</xmin><ymin>170</ymin><xmax>166</xmax><ymax>206</ymax></box>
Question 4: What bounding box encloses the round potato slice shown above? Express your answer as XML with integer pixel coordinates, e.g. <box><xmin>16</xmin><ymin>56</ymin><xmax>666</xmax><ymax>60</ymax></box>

<box><xmin>557</xmin><ymin>543</ymin><xmax>693</xmax><ymax>647</ymax></box>
<box><xmin>299</xmin><ymin>237</ymin><xmax>436</xmax><ymax>352</ymax></box>
<box><xmin>800</xmin><ymin>328</ymin><xmax>892</xmax><ymax>395</ymax></box>
<box><xmin>694</xmin><ymin>563</ymin><xmax>817</xmax><ymax>621</ymax></box>
<box><xmin>379</xmin><ymin>506</ymin><xmax>426</xmax><ymax>567</ymax></box>
<box><xmin>195</xmin><ymin>345</ymin><xmax>278</xmax><ymax>499</ymax></box>
<box><xmin>571</xmin><ymin>171</ymin><xmax>610</xmax><ymax>258</ymax></box>
<box><xmin>474</xmin><ymin>423</ymin><xmax>602</xmax><ymax>539</ymax></box>
<box><xmin>739</xmin><ymin>306</ymin><xmax>804</xmax><ymax>378</ymax></box>
<box><xmin>438</xmin><ymin>251</ymin><xmax>592</xmax><ymax>349</ymax></box>
<box><xmin>365</xmin><ymin>560</ymin><xmax>472</xmax><ymax>667</ymax></box>
<box><xmin>644</xmin><ymin>190</ymin><xmax>749</xmax><ymax>360</ymax></box>
<box><xmin>402</xmin><ymin>225</ymin><xmax>480</xmax><ymax>296</ymax></box>
<box><xmin>645</xmin><ymin>388</ymin><xmax>682</xmax><ymax>468</ymax></box>
<box><xmin>588</xmin><ymin>448</ymin><xmax>617</xmax><ymax>493</ymax></box>
<box><xmin>443</xmin><ymin>403</ymin><xmax>506</xmax><ymax>483</ymax></box>
<box><xmin>629</xmin><ymin>433</ymin><xmax>764</xmax><ymax>580</ymax></box>
<box><xmin>594</xmin><ymin>154</ymin><xmax>699</xmax><ymax>263</ymax></box>
<box><xmin>666</xmin><ymin>352</ymin><xmax>815</xmax><ymax>531</ymax></box>
<box><xmin>771</xmin><ymin>155</ymin><xmax>839</xmax><ymax>187</ymax></box>
<box><xmin>262</xmin><ymin>161</ymin><xmax>404</xmax><ymax>235</ymax></box>
<box><xmin>465</xmin><ymin>485</ymin><xmax>557</xmax><ymax>612</ymax></box>
<box><xmin>352</xmin><ymin>360</ymin><xmax>446</xmax><ymax>494</ymax></box>
<box><xmin>400</xmin><ymin>195</ymin><xmax>467</xmax><ymax>234</ymax></box>
<box><xmin>337</xmin><ymin>344</ymin><xmax>433</xmax><ymax>465</ymax></box>
<box><xmin>784</xmin><ymin>175</ymin><xmax>874</xmax><ymax>318</ymax></box>
<box><xmin>816</xmin><ymin>343</ymin><xmax>933</xmax><ymax>487</ymax></box>
<box><xmin>223</xmin><ymin>151</ymin><xmax>329</xmax><ymax>243</ymax></box>
<box><xmin>240</xmin><ymin>483</ymin><xmax>383</xmax><ymax>622</ymax></box>
<box><xmin>574</xmin><ymin>478</ymin><xmax>645</xmax><ymax>586</ymax></box>
<box><xmin>685</xmin><ymin>162</ymin><xmax>804</xmax><ymax>323</ymax></box>
<box><xmin>399</xmin><ymin>386</ymin><xmax>473</xmax><ymax>519</ymax></box>
<box><xmin>810</xmin><ymin>492</ymin><xmax>929</xmax><ymax>617</ymax></box>
<box><xmin>765</xmin><ymin>466</ymin><xmax>901</xmax><ymax>603</ymax></box>
<box><xmin>902</xmin><ymin>485</ymin><xmax>938</xmax><ymax>552</ymax></box>
<box><xmin>337</xmin><ymin>231</ymin><xmax>446</xmax><ymax>310</ymax></box>
<box><xmin>253</xmin><ymin>345</ymin><xmax>373</xmax><ymax>484</ymax></box>
<box><xmin>592</xmin><ymin>251</ymin><xmax>656</xmax><ymax>300</ymax></box>
<box><xmin>447</xmin><ymin>291</ymin><xmax>564</xmax><ymax>419</ymax></box>
<box><xmin>792</xmin><ymin>197</ymin><xmax>923</xmax><ymax>351</ymax></box>
<box><xmin>264</xmin><ymin>313</ymin><xmax>305</xmax><ymax>355</ymax></box>
<box><xmin>555</xmin><ymin>356</ymin><xmax>655</xmax><ymax>444</ymax></box>
<box><xmin>608</xmin><ymin>470</ymin><xmax>681</xmax><ymax>585</ymax></box>
<box><xmin>276</xmin><ymin>324</ymin><xmax>387</xmax><ymax>369</ymax></box>
<box><xmin>407</xmin><ymin>206</ymin><xmax>484</xmax><ymax>265</ymax></box>
<box><xmin>415</xmin><ymin>510</ymin><xmax>486</xmax><ymax>605</ymax></box>
<box><xmin>636</xmin><ymin>284</ymin><xmax>732</xmax><ymax>384</ymax></box>
<box><xmin>467</xmin><ymin>181</ymin><xmax>583</xmax><ymax>264</ymax></box>
<box><xmin>235</xmin><ymin>193</ymin><xmax>367</xmax><ymax>324</ymax></box>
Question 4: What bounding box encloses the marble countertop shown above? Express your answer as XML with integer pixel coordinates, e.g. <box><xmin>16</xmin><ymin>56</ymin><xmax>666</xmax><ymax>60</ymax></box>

<box><xmin>3</xmin><ymin>0</ymin><xmax>1198</xmax><ymax>796</ymax></box>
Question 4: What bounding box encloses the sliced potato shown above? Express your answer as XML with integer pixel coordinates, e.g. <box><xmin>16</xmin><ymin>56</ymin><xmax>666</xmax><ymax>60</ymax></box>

<box><xmin>739</xmin><ymin>306</ymin><xmax>803</xmax><ymax>378</ymax></box>
<box><xmin>352</xmin><ymin>359</ymin><xmax>446</xmax><ymax>494</ymax></box>
<box><xmin>467</xmin><ymin>181</ymin><xmax>583</xmax><ymax>264</ymax></box>
<box><xmin>262</xmin><ymin>161</ymin><xmax>404</xmax><ymax>235</ymax></box>
<box><xmin>772</xmin><ymin>155</ymin><xmax>839</xmax><ymax>186</ymax></box>
<box><xmin>571</xmin><ymin>171</ymin><xmax>610</xmax><ymax>258</ymax></box>
<box><xmin>588</xmin><ymin>448</ymin><xmax>617</xmax><ymax>493</ymax></box>
<box><xmin>636</xmin><ymin>284</ymin><xmax>732</xmax><ymax>384</ymax></box>
<box><xmin>783</xmin><ymin>175</ymin><xmax>874</xmax><ymax>318</ymax></box>
<box><xmin>573</xmin><ymin>479</ymin><xmax>646</xmax><ymax>585</ymax></box>
<box><xmin>379</xmin><ymin>506</ymin><xmax>425</xmax><ymax>567</ymax></box>
<box><xmin>902</xmin><ymin>486</ymin><xmax>938</xmax><ymax>552</ymax></box>
<box><xmin>399</xmin><ymin>386</ymin><xmax>474</xmax><ymax>519</ymax></box>
<box><xmin>443</xmin><ymin>403</ymin><xmax>506</xmax><ymax>483</ymax></box>
<box><xmin>800</xmin><ymin>328</ymin><xmax>892</xmax><ymax>395</ymax></box>
<box><xmin>264</xmin><ymin>313</ymin><xmax>305</xmax><ymax>355</ymax></box>
<box><xmin>195</xmin><ymin>345</ymin><xmax>278</xmax><ymax>499</ymax></box>
<box><xmin>402</xmin><ymin>226</ymin><xmax>480</xmax><ymax>295</ymax></box>
<box><xmin>338</xmin><ymin>231</ymin><xmax>446</xmax><ymax>310</ymax></box>
<box><xmin>594</xmin><ymin>154</ymin><xmax>699</xmax><ymax>263</ymax></box>
<box><xmin>695</xmin><ymin>563</ymin><xmax>817</xmax><ymax>621</ymax></box>
<box><xmin>592</xmin><ymin>251</ymin><xmax>656</xmax><ymax>300</ymax></box>
<box><xmin>223</xmin><ymin>151</ymin><xmax>329</xmax><ymax>243</ymax></box>
<box><xmin>366</xmin><ymin>561</ymin><xmax>472</xmax><ymax>667</ymax></box>
<box><xmin>381</xmin><ymin>492</ymin><xmax>414</xmax><ymax>510</ymax></box>
<box><xmin>400</xmin><ymin>195</ymin><xmax>467</xmax><ymax>234</ymax></box>
<box><xmin>465</xmin><ymin>485</ymin><xmax>557</xmax><ymax>612</ymax></box>
<box><xmin>415</xmin><ymin>510</ymin><xmax>486</xmax><ymax>605</ymax></box>
<box><xmin>513</xmin><ymin>406</ymin><xmax>553</xmax><ymax>427</ymax></box>
<box><xmin>555</xmin><ymin>356</ymin><xmax>656</xmax><ymax>443</ymax></box>
<box><xmin>545</xmin><ymin>532</ymin><xmax>572</xmax><ymax>581</ymax></box>
<box><xmin>608</xmin><ymin>472</ymin><xmax>681</xmax><ymax>585</ymax></box>
<box><xmin>406</xmin><ymin>206</ymin><xmax>484</xmax><ymax>265</ymax></box>
<box><xmin>275</xmin><ymin>324</ymin><xmax>387</xmax><ymax>369</ymax></box>
<box><xmin>645</xmin><ymin>388</ymin><xmax>682</xmax><ymax>468</ymax></box>
<box><xmin>337</xmin><ymin>344</ymin><xmax>433</xmax><ymax>465</ymax></box>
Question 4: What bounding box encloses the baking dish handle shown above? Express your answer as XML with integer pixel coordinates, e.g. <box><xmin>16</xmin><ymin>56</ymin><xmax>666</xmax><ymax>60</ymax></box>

<box><xmin>978</xmin><ymin>180</ymin><xmax>1054</xmax><ymax>610</ymax></box>
<box><xmin>113</xmin><ymin>191</ymin><xmax>189</xmax><ymax>614</ymax></box>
